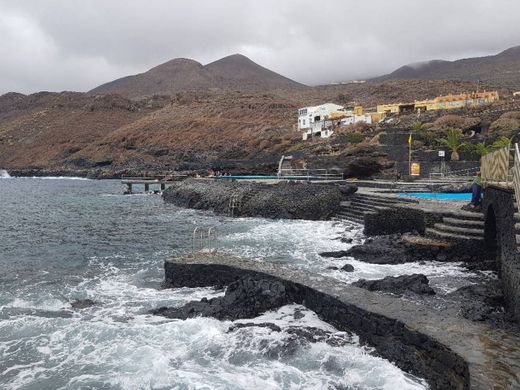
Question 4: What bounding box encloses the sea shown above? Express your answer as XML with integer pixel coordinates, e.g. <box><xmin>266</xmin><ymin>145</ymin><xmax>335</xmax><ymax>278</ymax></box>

<box><xmin>0</xmin><ymin>176</ymin><xmax>480</xmax><ymax>389</ymax></box>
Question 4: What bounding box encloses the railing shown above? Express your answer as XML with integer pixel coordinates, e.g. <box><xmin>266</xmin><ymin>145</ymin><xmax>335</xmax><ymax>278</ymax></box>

<box><xmin>277</xmin><ymin>168</ymin><xmax>344</xmax><ymax>181</ymax></box>
<box><xmin>481</xmin><ymin>145</ymin><xmax>512</xmax><ymax>187</ymax></box>
<box><xmin>428</xmin><ymin>166</ymin><xmax>480</xmax><ymax>180</ymax></box>
<box><xmin>192</xmin><ymin>226</ymin><xmax>218</xmax><ymax>255</ymax></box>
<box><xmin>513</xmin><ymin>144</ymin><xmax>520</xmax><ymax>209</ymax></box>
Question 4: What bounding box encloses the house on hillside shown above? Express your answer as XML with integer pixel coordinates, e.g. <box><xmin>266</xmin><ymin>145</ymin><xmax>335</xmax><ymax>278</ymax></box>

<box><xmin>298</xmin><ymin>103</ymin><xmax>344</xmax><ymax>140</ymax></box>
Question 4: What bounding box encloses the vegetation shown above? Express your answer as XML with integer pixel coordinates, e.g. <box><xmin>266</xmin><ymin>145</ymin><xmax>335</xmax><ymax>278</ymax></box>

<box><xmin>438</xmin><ymin>128</ymin><xmax>466</xmax><ymax>161</ymax></box>
<box><xmin>472</xmin><ymin>142</ymin><xmax>490</xmax><ymax>156</ymax></box>
<box><xmin>491</xmin><ymin>136</ymin><xmax>511</xmax><ymax>150</ymax></box>
<box><xmin>345</xmin><ymin>132</ymin><xmax>364</xmax><ymax>145</ymax></box>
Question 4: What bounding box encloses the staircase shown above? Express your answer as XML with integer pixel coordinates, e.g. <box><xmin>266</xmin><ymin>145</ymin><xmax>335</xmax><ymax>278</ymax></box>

<box><xmin>426</xmin><ymin>210</ymin><xmax>485</xmax><ymax>242</ymax></box>
<box><xmin>333</xmin><ymin>193</ymin><xmax>418</xmax><ymax>224</ymax></box>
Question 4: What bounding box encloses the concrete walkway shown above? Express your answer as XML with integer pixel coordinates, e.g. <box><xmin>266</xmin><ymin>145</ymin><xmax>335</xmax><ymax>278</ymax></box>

<box><xmin>164</xmin><ymin>254</ymin><xmax>520</xmax><ymax>390</ymax></box>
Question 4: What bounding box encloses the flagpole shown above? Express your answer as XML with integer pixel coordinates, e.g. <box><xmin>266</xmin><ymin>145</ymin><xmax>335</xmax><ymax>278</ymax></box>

<box><xmin>408</xmin><ymin>132</ymin><xmax>412</xmax><ymax>175</ymax></box>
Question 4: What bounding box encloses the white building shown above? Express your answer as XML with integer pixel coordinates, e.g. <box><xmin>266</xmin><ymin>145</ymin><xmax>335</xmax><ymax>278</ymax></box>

<box><xmin>298</xmin><ymin>103</ymin><xmax>345</xmax><ymax>140</ymax></box>
<box><xmin>339</xmin><ymin>114</ymin><xmax>373</xmax><ymax>126</ymax></box>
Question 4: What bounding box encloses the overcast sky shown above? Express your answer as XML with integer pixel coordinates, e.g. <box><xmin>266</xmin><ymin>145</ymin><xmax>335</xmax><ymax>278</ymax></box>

<box><xmin>1</xmin><ymin>0</ymin><xmax>519</xmax><ymax>94</ymax></box>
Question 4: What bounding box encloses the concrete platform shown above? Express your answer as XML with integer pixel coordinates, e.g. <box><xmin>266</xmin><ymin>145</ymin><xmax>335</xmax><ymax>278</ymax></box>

<box><xmin>164</xmin><ymin>253</ymin><xmax>520</xmax><ymax>390</ymax></box>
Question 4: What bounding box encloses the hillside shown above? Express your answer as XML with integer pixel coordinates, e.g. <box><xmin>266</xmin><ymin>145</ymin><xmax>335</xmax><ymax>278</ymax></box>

<box><xmin>89</xmin><ymin>54</ymin><xmax>304</xmax><ymax>99</ymax></box>
<box><xmin>374</xmin><ymin>45</ymin><xmax>520</xmax><ymax>90</ymax></box>
<box><xmin>0</xmin><ymin>79</ymin><xmax>485</xmax><ymax>176</ymax></box>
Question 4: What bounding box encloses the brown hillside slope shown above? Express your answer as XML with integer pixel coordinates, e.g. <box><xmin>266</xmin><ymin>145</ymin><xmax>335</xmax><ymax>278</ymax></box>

<box><xmin>0</xmin><ymin>92</ymin><xmax>169</xmax><ymax>169</ymax></box>
<box><xmin>0</xmin><ymin>79</ymin><xmax>488</xmax><ymax>174</ymax></box>
<box><xmin>374</xmin><ymin>45</ymin><xmax>520</xmax><ymax>90</ymax></box>
<box><xmin>90</xmin><ymin>54</ymin><xmax>304</xmax><ymax>99</ymax></box>
<box><xmin>72</xmin><ymin>92</ymin><xmax>299</xmax><ymax>171</ymax></box>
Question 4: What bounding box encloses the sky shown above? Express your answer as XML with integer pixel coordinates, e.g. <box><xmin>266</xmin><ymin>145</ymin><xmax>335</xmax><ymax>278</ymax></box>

<box><xmin>1</xmin><ymin>0</ymin><xmax>519</xmax><ymax>94</ymax></box>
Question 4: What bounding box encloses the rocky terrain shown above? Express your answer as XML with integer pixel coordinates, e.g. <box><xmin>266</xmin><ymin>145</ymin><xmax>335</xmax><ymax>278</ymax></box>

<box><xmin>162</xmin><ymin>178</ymin><xmax>356</xmax><ymax>220</ymax></box>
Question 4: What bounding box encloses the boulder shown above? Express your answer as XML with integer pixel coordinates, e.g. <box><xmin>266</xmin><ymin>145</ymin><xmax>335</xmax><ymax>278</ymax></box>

<box><xmin>151</xmin><ymin>276</ymin><xmax>299</xmax><ymax>320</ymax></box>
<box><xmin>353</xmin><ymin>274</ymin><xmax>435</xmax><ymax>296</ymax></box>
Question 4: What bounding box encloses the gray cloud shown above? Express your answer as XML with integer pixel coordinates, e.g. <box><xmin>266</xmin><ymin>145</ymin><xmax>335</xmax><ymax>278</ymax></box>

<box><xmin>1</xmin><ymin>0</ymin><xmax>519</xmax><ymax>94</ymax></box>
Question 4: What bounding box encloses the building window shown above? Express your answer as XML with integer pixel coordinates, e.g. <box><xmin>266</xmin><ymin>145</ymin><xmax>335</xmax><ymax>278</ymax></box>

<box><xmin>302</xmin><ymin>119</ymin><xmax>306</xmax><ymax>126</ymax></box>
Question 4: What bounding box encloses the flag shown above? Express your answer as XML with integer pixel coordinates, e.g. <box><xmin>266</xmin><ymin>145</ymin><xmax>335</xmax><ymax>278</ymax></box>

<box><xmin>408</xmin><ymin>132</ymin><xmax>412</xmax><ymax>145</ymax></box>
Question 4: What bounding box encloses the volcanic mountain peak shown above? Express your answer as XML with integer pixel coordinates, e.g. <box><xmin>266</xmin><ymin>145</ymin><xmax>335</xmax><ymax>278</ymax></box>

<box><xmin>90</xmin><ymin>53</ymin><xmax>303</xmax><ymax>98</ymax></box>
<box><xmin>374</xmin><ymin>44</ymin><xmax>520</xmax><ymax>89</ymax></box>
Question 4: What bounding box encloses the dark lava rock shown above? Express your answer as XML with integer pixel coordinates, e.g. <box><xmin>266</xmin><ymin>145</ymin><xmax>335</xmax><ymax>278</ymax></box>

<box><xmin>341</xmin><ymin>264</ymin><xmax>355</xmax><ymax>272</ymax></box>
<box><xmin>321</xmin><ymin>234</ymin><xmax>407</xmax><ymax>264</ymax></box>
<box><xmin>228</xmin><ymin>323</ymin><xmax>353</xmax><ymax>349</ymax></box>
<box><xmin>70</xmin><ymin>299</ymin><xmax>96</xmax><ymax>309</ymax></box>
<box><xmin>151</xmin><ymin>276</ymin><xmax>299</xmax><ymax>320</ymax></box>
<box><xmin>353</xmin><ymin>274</ymin><xmax>436</xmax><ymax>296</ymax></box>
<box><xmin>327</xmin><ymin>266</ymin><xmax>339</xmax><ymax>270</ymax></box>
<box><xmin>448</xmin><ymin>280</ymin><xmax>505</xmax><ymax>323</ymax></box>
<box><xmin>162</xmin><ymin>178</ymin><xmax>356</xmax><ymax>220</ymax></box>
<box><xmin>320</xmin><ymin>250</ymin><xmax>350</xmax><ymax>258</ymax></box>
<box><xmin>228</xmin><ymin>322</ymin><xmax>282</xmax><ymax>332</ymax></box>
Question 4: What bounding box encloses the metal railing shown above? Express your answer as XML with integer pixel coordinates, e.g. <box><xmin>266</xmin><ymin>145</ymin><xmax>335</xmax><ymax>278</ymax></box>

<box><xmin>513</xmin><ymin>143</ymin><xmax>520</xmax><ymax>209</ymax></box>
<box><xmin>277</xmin><ymin>168</ymin><xmax>344</xmax><ymax>181</ymax></box>
<box><xmin>192</xmin><ymin>226</ymin><xmax>218</xmax><ymax>255</ymax></box>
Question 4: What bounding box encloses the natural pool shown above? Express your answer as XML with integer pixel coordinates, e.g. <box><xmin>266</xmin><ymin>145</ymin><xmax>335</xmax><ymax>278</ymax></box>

<box><xmin>397</xmin><ymin>192</ymin><xmax>472</xmax><ymax>201</ymax></box>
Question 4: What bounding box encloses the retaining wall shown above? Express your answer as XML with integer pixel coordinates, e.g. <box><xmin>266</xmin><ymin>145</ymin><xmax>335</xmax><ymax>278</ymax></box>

<box><xmin>482</xmin><ymin>186</ymin><xmax>520</xmax><ymax>321</ymax></box>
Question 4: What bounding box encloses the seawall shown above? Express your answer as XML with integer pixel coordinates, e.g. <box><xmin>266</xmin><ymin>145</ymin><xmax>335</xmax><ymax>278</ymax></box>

<box><xmin>163</xmin><ymin>254</ymin><xmax>520</xmax><ymax>390</ymax></box>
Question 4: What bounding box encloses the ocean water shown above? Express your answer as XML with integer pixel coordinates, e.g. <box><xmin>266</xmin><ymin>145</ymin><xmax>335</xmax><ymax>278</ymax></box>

<box><xmin>0</xmin><ymin>177</ymin><xmax>478</xmax><ymax>389</ymax></box>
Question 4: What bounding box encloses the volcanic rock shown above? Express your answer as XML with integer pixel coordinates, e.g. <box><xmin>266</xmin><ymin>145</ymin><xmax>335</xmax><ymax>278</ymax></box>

<box><xmin>353</xmin><ymin>274</ymin><xmax>436</xmax><ymax>296</ymax></box>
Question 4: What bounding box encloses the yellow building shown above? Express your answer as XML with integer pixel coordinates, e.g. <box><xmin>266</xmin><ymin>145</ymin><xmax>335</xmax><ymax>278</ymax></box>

<box><xmin>376</xmin><ymin>103</ymin><xmax>402</xmax><ymax>114</ymax></box>
<box><xmin>377</xmin><ymin>91</ymin><xmax>499</xmax><ymax>114</ymax></box>
<box><xmin>415</xmin><ymin>91</ymin><xmax>499</xmax><ymax>111</ymax></box>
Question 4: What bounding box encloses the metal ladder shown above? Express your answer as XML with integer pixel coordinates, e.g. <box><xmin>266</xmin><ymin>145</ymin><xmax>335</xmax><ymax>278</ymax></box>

<box><xmin>192</xmin><ymin>226</ymin><xmax>218</xmax><ymax>255</ymax></box>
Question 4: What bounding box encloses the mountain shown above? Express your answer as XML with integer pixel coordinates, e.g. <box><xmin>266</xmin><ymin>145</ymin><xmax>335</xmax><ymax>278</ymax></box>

<box><xmin>374</xmin><ymin>46</ymin><xmax>520</xmax><ymax>90</ymax></box>
<box><xmin>89</xmin><ymin>54</ymin><xmax>304</xmax><ymax>98</ymax></box>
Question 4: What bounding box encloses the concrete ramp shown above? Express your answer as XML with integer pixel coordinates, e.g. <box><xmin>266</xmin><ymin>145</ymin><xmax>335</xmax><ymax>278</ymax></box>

<box><xmin>165</xmin><ymin>254</ymin><xmax>520</xmax><ymax>390</ymax></box>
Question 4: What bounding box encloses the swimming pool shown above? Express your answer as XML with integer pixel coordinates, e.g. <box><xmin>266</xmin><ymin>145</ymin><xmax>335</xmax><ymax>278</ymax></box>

<box><xmin>397</xmin><ymin>192</ymin><xmax>472</xmax><ymax>200</ymax></box>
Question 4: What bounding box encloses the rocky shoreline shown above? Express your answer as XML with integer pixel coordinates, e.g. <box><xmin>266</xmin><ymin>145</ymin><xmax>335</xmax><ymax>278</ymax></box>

<box><xmin>162</xmin><ymin>178</ymin><xmax>357</xmax><ymax>220</ymax></box>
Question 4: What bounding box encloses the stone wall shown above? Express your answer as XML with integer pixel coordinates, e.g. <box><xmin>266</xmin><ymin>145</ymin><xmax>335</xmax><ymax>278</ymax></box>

<box><xmin>364</xmin><ymin>207</ymin><xmax>426</xmax><ymax>236</ymax></box>
<box><xmin>482</xmin><ymin>186</ymin><xmax>520</xmax><ymax>322</ymax></box>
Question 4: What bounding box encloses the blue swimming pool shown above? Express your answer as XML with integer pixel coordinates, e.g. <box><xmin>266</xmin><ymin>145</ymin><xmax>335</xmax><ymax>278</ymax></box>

<box><xmin>397</xmin><ymin>192</ymin><xmax>472</xmax><ymax>200</ymax></box>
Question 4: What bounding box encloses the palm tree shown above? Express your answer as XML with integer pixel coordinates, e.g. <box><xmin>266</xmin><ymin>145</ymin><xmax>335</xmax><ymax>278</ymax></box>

<box><xmin>491</xmin><ymin>136</ymin><xmax>511</xmax><ymax>150</ymax></box>
<box><xmin>473</xmin><ymin>142</ymin><xmax>490</xmax><ymax>157</ymax></box>
<box><xmin>438</xmin><ymin>128</ymin><xmax>466</xmax><ymax>161</ymax></box>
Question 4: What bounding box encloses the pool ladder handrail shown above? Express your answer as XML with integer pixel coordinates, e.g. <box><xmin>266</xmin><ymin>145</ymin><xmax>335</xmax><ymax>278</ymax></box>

<box><xmin>192</xmin><ymin>226</ymin><xmax>218</xmax><ymax>255</ymax></box>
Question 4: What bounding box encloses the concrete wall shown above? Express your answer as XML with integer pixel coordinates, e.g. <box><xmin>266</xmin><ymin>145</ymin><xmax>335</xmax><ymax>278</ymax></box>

<box><xmin>482</xmin><ymin>186</ymin><xmax>520</xmax><ymax>322</ymax></box>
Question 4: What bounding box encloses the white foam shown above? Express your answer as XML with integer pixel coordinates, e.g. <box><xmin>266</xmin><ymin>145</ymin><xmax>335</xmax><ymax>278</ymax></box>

<box><xmin>0</xmin><ymin>169</ymin><xmax>11</xmax><ymax>178</ymax></box>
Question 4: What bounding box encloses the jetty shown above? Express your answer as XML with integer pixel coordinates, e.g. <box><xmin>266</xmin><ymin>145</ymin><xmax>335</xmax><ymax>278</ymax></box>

<box><xmin>121</xmin><ymin>175</ymin><xmax>187</xmax><ymax>194</ymax></box>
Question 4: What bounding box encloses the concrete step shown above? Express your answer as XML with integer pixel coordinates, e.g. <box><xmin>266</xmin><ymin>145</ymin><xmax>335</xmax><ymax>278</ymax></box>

<box><xmin>358</xmin><ymin>193</ymin><xmax>419</xmax><ymax>204</ymax></box>
<box><xmin>433</xmin><ymin>223</ymin><xmax>484</xmax><ymax>237</ymax></box>
<box><xmin>443</xmin><ymin>217</ymin><xmax>485</xmax><ymax>228</ymax></box>
<box><xmin>336</xmin><ymin>210</ymin><xmax>366</xmax><ymax>218</ymax></box>
<box><xmin>350</xmin><ymin>197</ymin><xmax>406</xmax><ymax>209</ymax></box>
<box><xmin>441</xmin><ymin>209</ymin><xmax>484</xmax><ymax>221</ymax></box>
<box><xmin>426</xmin><ymin>228</ymin><xmax>484</xmax><ymax>242</ymax></box>
<box><xmin>332</xmin><ymin>215</ymin><xmax>363</xmax><ymax>224</ymax></box>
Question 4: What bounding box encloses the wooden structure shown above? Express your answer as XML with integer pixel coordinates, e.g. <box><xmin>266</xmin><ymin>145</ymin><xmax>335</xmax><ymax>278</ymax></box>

<box><xmin>481</xmin><ymin>145</ymin><xmax>512</xmax><ymax>189</ymax></box>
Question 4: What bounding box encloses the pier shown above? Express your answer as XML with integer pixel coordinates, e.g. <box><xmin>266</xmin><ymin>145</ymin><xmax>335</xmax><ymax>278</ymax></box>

<box><xmin>121</xmin><ymin>175</ymin><xmax>187</xmax><ymax>194</ymax></box>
